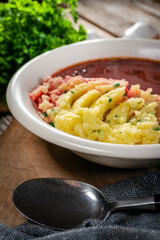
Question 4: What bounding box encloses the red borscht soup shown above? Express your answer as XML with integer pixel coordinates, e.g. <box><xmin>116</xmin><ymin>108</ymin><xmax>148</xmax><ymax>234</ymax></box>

<box><xmin>52</xmin><ymin>57</ymin><xmax>160</xmax><ymax>95</ymax></box>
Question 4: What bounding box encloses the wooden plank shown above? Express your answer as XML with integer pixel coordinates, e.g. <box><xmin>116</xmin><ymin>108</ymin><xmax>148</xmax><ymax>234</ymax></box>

<box><xmin>0</xmin><ymin>114</ymin><xmax>13</xmax><ymax>136</ymax></box>
<box><xmin>134</xmin><ymin>0</ymin><xmax>160</xmax><ymax>18</ymax></box>
<box><xmin>0</xmin><ymin>119</ymin><xmax>159</xmax><ymax>227</ymax></box>
<box><xmin>78</xmin><ymin>0</ymin><xmax>160</xmax><ymax>37</ymax></box>
<box><xmin>78</xmin><ymin>18</ymin><xmax>114</xmax><ymax>39</ymax></box>
<box><xmin>66</xmin><ymin>10</ymin><xmax>114</xmax><ymax>39</ymax></box>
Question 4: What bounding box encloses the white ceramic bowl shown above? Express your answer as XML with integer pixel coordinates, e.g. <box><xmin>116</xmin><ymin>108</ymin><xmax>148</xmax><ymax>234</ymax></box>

<box><xmin>7</xmin><ymin>38</ymin><xmax>160</xmax><ymax>168</ymax></box>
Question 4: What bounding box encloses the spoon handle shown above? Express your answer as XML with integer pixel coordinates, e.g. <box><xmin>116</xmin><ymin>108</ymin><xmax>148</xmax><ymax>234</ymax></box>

<box><xmin>113</xmin><ymin>194</ymin><xmax>160</xmax><ymax>212</ymax></box>
<box><xmin>154</xmin><ymin>194</ymin><xmax>160</xmax><ymax>210</ymax></box>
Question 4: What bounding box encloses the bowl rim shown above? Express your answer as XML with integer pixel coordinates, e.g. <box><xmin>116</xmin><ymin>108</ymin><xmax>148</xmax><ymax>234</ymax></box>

<box><xmin>7</xmin><ymin>38</ymin><xmax>160</xmax><ymax>160</ymax></box>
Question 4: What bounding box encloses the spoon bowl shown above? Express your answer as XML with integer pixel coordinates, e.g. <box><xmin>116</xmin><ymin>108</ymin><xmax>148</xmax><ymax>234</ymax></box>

<box><xmin>13</xmin><ymin>178</ymin><xmax>108</xmax><ymax>229</ymax></box>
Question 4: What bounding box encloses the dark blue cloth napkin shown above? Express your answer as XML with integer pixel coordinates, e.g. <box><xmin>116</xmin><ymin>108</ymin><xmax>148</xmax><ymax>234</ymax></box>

<box><xmin>1</xmin><ymin>171</ymin><xmax>160</xmax><ymax>240</ymax></box>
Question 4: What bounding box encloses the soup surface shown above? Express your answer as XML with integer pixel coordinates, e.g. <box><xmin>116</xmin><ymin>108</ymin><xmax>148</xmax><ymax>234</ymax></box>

<box><xmin>52</xmin><ymin>57</ymin><xmax>160</xmax><ymax>95</ymax></box>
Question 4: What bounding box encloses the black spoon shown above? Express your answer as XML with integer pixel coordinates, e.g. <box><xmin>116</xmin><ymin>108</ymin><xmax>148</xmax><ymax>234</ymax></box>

<box><xmin>13</xmin><ymin>178</ymin><xmax>160</xmax><ymax>230</ymax></box>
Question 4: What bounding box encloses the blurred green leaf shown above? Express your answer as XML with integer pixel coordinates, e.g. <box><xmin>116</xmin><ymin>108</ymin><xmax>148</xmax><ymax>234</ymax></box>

<box><xmin>0</xmin><ymin>0</ymin><xmax>87</xmax><ymax>101</ymax></box>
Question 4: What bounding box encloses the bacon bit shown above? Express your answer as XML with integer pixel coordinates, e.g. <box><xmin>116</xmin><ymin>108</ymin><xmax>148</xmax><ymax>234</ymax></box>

<box><xmin>57</xmin><ymin>83</ymin><xmax>68</xmax><ymax>93</ymax></box>
<box><xmin>39</xmin><ymin>99</ymin><xmax>53</xmax><ymax>112</ymax></box>
<box><xmin>48</xmin><ymin>77</ymin><xmax>64</xmax><ymax>91</ymax></box>
<box><xmin>29</xmin><ymin>86</ymin><xmax>43</xmax><ymax>101</ymax></box>
<box><xmin>37</xmin><ymin>97</ymin><xmax>43</xmax><ymax>105</ymax></box>
<box><xmin>127</xmin><ymin>85</ymin><xmax>141</xmax><ymax>98</ymax></box>
<box><xmin>43</xmin><ymin>75</ymin><xmax>52</xmax><ymax>83</ymax></box>
<box><xmin>41</xmin><ymin>95</ymin><xmax>50</xmax><ymax>101</ymax></box>
<box><xmin>49</xmin><ymin>89</ymin><xmax>61</xmax><ymax>96</ymax></box>
<box><xmin>50</xmin><ymin>93</ymin><xmax>59</xmax><ymax>105</ymax></box>
<box><xmin>65</xmin><ymin>76</ymin><xmax>84</xmax><ymax>88</ymax></box>
<box><xmin>29</xmin><ymin>83</ymin><xmax>48</xmax><ymax>101</ymax></box>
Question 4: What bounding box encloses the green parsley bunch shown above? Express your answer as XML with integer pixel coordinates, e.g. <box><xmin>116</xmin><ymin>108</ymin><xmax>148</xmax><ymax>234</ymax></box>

<box><xmin>0</xmin><ymin>0</ymin><xmax>86</xmax><ymax>102</ymax></box>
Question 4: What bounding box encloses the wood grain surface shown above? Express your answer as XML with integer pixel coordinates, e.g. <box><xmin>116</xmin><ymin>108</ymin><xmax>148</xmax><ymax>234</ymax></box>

<box><xmin>0</xmin><ymin>119</ymin><xmax>159</xmax><ymax>227</ymax></box>
<box><xmin>78</xmin><ymin>0</ymin><xmax>160</xmax><ymax>37</ymax></box>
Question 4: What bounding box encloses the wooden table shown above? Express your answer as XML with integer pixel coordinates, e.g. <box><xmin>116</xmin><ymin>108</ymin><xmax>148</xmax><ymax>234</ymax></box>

<box><xmin>0</xmin><ymin>0</ymin><xmax>160</xmax><ymax>228</ymax></box>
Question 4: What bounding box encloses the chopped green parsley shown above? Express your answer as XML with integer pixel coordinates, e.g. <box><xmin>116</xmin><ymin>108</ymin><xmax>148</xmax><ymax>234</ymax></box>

<box><xmin>43</xmin><ymin>112</ymin><xmax>47</xmax><ymax>117</ymax></box>
<box><xmin>49</xmin><ymin>122</ymin><xmax>55</xmax><ymax>127</ymax></box>
<box><xmin>98</xmin><ymin>130</ymin><xmax>102</xmax><ymax>133</ymax></box>
<box><xmin>109</xmin><ymin>98</ymin><xmax>112</xmax><ymax>102</ymax></box>
<box><xmin>154</xmin><ymin>126</ymin><xmax>160</xmax><ymax>131</ymax></box>
<box><xmin>113</xmin><ymin>83</ymin><xmax>120</xmax><ymax>87</ymax></box>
